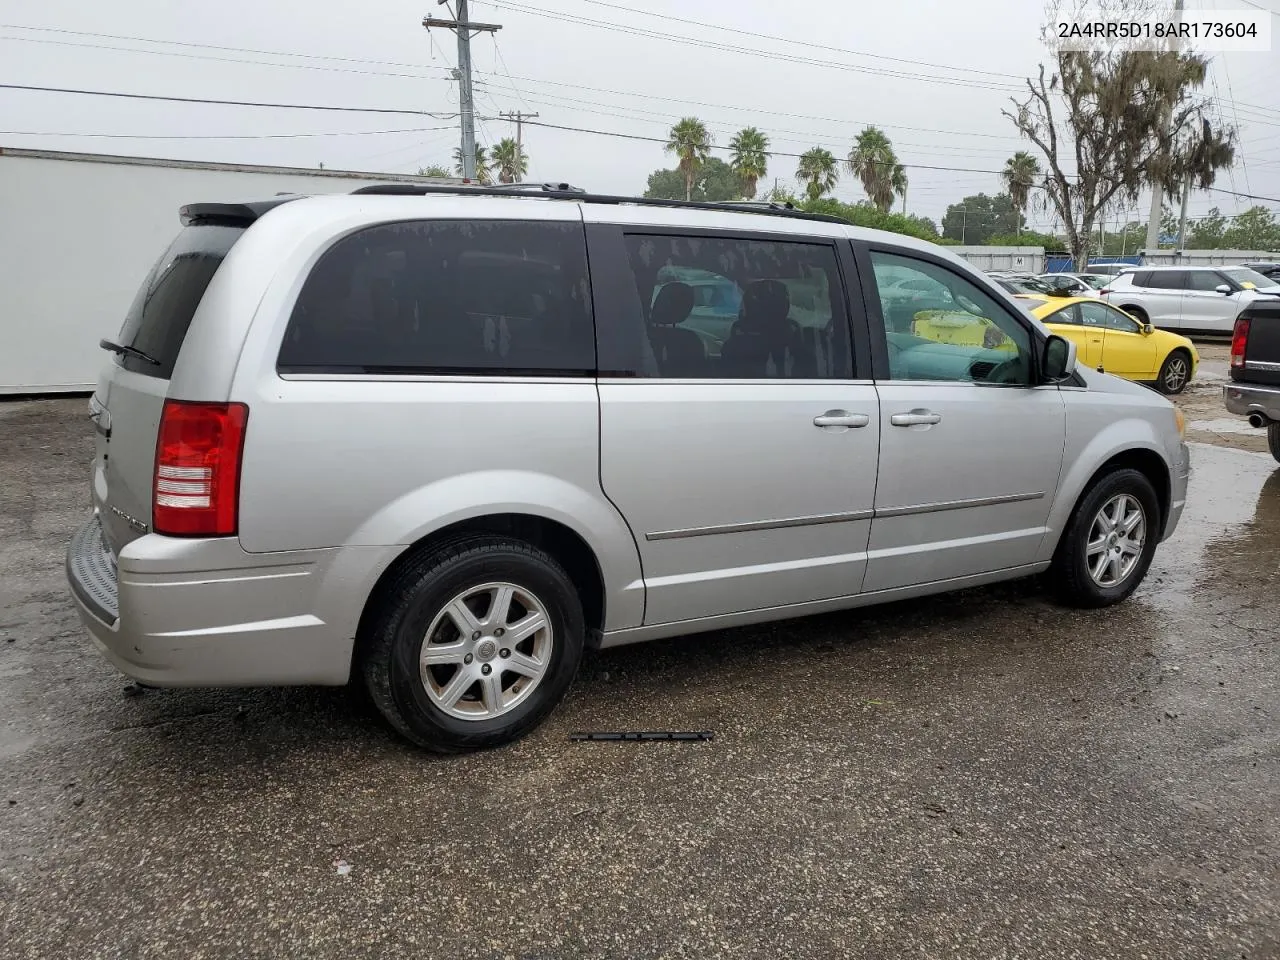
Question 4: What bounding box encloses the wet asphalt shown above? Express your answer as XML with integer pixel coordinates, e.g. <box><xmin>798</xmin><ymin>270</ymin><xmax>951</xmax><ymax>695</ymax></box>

<box><xmin>1</xmin><ymin>398</ymin><xmax>1277</xmax><ymax>960</ymax></box>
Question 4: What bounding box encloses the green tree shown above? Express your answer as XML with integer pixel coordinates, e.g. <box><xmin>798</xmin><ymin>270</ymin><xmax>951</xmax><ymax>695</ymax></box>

<box><xmin>1005</xmin><ymin>19</ymin><xmax>1236</xmax><ymax>268</ymax></box>
<box><xmin>643</xmin><ymin>158</ymin><xmax>742</xmax><ymax>202</ymax></box>
<box><xmin>417</xmin><ymin>164</ymin><xmax>452</xmax><ymax>178</ymax></box>
<box><xmin>490</xmin><ymin>137</ymin><xmax>529</xmax><ymax>184</ymax></box>
<box><xmin>1000</xmin><ymin>151</ymin><xmax>1042</xmax><ymax>238</ymax></box>
<box><xmin>728</xmin><ymin>127</ymin><xmax>769</xmax><ymax>199</ymax></box>
<box><xmin>665</xmin><ymin>117</ymin><xmax>713</xmax><ymax>201</ymax></box>
<box><xmin>988</xmin><ymin>230</ymin><xmax>1063</xmax><ymax>249</ymax></box>
<box><xmin>1188</xmin><ymin>207</ymin><xmax>1228</xmax><ymax>248</ymax></box>
<box><xmin>452</xmin><ymin>143</ymin><xmax>492</xmax><ymax>184</ymax></box>
<box><xmin>940</xmin><ymin>193</ymin><xmax>1020</xmax><ymax>244</ymax></box>
<box><xmin>847</xmin><ymin>126</ymin><xmax>906</xmax><ymax>213</ymax></box>
<box><xmin>796</xmin><ymin>147</ymin><xmax>839</xmax><ymax>202</ymax></box>
<box><xmin>1222</xmin><ymin>206</ymin><xmax>1280</xmax><ymax>251</ymax></box>
<box><xmin>799</xmin><ymin>197</ymin><xmax>941</xmax><ymax>242</ymax></box>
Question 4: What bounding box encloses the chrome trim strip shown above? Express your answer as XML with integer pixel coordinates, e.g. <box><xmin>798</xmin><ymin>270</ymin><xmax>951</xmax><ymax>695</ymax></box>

<box><xmin>646</xmin><ymin>491</ymin><xmax>1045</xmax><ymax>540</ymax></box>
<box><xmin>1245</xmin><ymin>359</ymin><xmax>1280</xmax><ymax>372</ymax></box>
<box><xmin>646</xmin><ymin>509</ymin><xmax>875</xmax><ymax>541</ymax></box>
<box><xmin>875</xmin><ymin>490</ymin><xmax>1045</xmax><ymax>519</ymax></box>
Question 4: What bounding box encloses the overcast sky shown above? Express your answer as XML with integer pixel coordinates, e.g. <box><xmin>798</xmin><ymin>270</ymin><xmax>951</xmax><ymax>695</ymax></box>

<box><xmin>1</xmin><ymin>0</ymin><xmax>1277</xmax><ymax>230</ymax></box>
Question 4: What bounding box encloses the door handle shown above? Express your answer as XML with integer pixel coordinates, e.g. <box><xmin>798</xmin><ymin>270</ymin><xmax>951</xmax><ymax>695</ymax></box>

<box><xmin>813</xmin><ymin>410</ymin><xmax>870</xmax><ymax>428</ymax></box>
<box><xmin>890</xmin><ymin>409</ymin><xmax>942</xmax><ymax>427</ymax></box>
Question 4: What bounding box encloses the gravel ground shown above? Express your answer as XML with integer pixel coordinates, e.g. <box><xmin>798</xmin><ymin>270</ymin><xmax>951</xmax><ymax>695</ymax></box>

<box><xmin>1</xmin><ymin>393</ymin><xmax>1277</xmax><ymax>960</ymax></box>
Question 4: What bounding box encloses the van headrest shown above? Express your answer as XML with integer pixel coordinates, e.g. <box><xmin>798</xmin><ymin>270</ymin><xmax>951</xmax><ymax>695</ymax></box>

<box><xmin>650</xmin><ymin>282</ymin><xmax>695</xmax><ymax>327</ymax></box>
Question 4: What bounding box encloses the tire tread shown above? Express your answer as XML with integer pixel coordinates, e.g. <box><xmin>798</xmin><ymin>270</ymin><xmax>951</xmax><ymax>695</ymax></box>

<box><xmin>360</xmin><ymin>536</ymin><xmax>581</xmax><ymax>752</ymax></box>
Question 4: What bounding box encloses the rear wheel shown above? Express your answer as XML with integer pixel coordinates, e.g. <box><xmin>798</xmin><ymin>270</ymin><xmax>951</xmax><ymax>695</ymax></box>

<box><xmin>1051</xmin><ymin>468</ymin><xmax>1161</xmax><ymax>608</ymax></box>
<box><xmin>361</xmin><ymin>536</ymin><xmax>585</xmax><ymax>752</ymax></box>
<box><xmin>1157</xmin><ymin>349</ymin><xmax>1192</xmax><ymax>394</ymax></box>
<box><xmin>1269</xmin><ymin>422</ymin><xmax>1280</xmax><ymax>463</ymax></box>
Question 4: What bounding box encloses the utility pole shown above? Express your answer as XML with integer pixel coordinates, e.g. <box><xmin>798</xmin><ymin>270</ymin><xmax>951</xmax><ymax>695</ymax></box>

<box><xmin>423</xmin><ymin>1</ymin><xmax>501</xmax><ymax>182</ymax></box>
<box><xmin>499</xmin><ymin>110</ymin><xmax>539</xmax><ymax>175</ymax></box>
<box><xmin>1144</xmin><ymin>0</ymin><xmax>1183</xmax><ymax>256</ymax></box>
<box><xmin>1178</xmin><ymin>117</ymin><xmax>1209</xmax><ymax>252</ymax></box>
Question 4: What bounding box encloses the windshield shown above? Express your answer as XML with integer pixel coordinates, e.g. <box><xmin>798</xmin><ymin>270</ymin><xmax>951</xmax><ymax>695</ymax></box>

<box><xmin>1223</xmin><ymin>267</ymin><xmax>1280</xmax><ymax>291</ymax></box>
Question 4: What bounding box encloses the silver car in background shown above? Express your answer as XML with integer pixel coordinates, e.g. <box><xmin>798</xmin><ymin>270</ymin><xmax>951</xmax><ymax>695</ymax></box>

<box><xmin>67</xmin><ymin>186</ymin><xmax>1191</xmax><ymax>752</ymax></box>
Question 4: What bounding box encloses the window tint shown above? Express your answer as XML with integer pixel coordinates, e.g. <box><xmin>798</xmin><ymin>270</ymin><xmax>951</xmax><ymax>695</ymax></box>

<box><xmin>1080</xmin><ymin>301</ymin><xmax>1140</xmax><ymax>332</ymax></box>
<box><xmin>115</xmin><ymin>224</ymin><xmax>244</xmax><ymax>378</ymax></box>
<box><xmin>278</xmin><ymin>220</ymin><xmax>594</xmax><ymax>375</ymax></box>
<box><xmin>1141</xmin><ymin>271</ymin><xmax>1187</xmax><ymax>290</ymax></box>
<box><xmin>619</xmin><ymin>233</ymin><xmax>853</xmax><ymax>379</ymax></box>
<box><xmin>869</xmin><ymin>252</ymin><xmax>1033</xmax><ymax>385</ymax></box>
<box><xmin>1222</xmin><ymin>267</ymin><xmax>1280</xmax><ymax>290</ymax></box>
<box><xmin>1046</xmin><ymin>304</ymin><xmax>1083</xmax><ymax>326</ymax></box>
<box><xmin>1185</xmin><ymin>271</ymin><xmax>1225</xmax><ymax>292</ymax></box>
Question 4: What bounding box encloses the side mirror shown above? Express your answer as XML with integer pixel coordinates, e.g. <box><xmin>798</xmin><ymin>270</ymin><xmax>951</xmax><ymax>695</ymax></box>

<box><xmin>1216</xmin><ymin>284</ymin><xmax>1232</xmax><ymax>295</ymax></box>
<box><xmin>1142</xmin><ymin>323</ymin><xmax>1154</xmax><ymax>335</ymax></box>
<box><xmin>1042</xmin><ymin>334</ymin><xmax>1077</xmax><ymax>384</ymax></box>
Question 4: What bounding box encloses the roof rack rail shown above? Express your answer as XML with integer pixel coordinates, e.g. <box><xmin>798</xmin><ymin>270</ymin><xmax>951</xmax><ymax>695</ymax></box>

<box><xmin>346</xmin><ymin>181</ymin><xmax>849</xmax><ymax>225</ymax></box>
<box><xmin>352</xmin><ymin>181</ymin><xmax>586</xmax><ymax>196</ymax></box>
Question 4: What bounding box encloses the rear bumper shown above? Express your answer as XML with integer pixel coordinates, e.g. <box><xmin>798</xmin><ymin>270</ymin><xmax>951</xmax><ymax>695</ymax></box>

<box><xmin>1223</xmin><ymin>381</ymin><xmax>1280</xmax><ymax>422</ymax></box>
<box><xmin>65</xmin><ymin>513</ymin><xmax>377</xmax><ymax>687</ymax></box>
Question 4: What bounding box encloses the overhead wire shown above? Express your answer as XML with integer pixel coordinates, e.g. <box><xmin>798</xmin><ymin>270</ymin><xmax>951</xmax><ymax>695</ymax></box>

<box><xmin>480</xmin><ymin>0</ymin><xmax>1023</xmax><ymax>92</ymax></box>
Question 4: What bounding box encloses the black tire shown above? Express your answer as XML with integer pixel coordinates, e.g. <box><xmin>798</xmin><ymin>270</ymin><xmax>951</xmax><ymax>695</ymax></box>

<box><xmin>1156</xmin><ymin>348</ymin><xmax>1193</xmax><ymax>395</ymax></box>
<box><xmin>1269</xmin><ymin>422</ymin><xmax>1280</xmax><ymax>464</ymax></box>
<box><xmin>1120</xmin><ymin>305</ymin><xmax>1148</xmax><ymax>325</ymax></box>
<box><xmin>1050</xmin><ymin>468</ymin><xmax>1161</xmax><ymax>608</ymax></box>
<box><xmin>361</xmin><ymin>536</ymin><xmax>585</xmax><ymax>752</ymax></box>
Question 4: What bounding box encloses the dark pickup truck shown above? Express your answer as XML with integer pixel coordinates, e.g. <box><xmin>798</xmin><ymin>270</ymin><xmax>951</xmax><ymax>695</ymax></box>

<box><xmin>1225</xmin><ymin>298</ymin><xmax>1280</xmax><ymax>462</ymax></box>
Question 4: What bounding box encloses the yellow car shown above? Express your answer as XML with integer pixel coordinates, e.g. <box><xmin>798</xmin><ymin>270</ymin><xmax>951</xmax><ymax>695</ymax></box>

<box><xmin>1017</xmin><ymin>294</ymin><xmax>1198</xmax><ymax>394</ymax></box>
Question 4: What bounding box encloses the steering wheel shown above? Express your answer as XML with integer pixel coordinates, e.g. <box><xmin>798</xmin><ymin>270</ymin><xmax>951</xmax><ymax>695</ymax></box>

<box><xmin>982</xmin><ymin>356</ymin><xmax>1025</xmax><ymax>384</ymax></box>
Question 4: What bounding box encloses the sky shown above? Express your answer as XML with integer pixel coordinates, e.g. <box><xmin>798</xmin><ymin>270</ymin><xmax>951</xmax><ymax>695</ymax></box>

<box><xmin>1</xmin><ymin>0</ymin><xmax>1277</xmax><ymax>232</ymax></box>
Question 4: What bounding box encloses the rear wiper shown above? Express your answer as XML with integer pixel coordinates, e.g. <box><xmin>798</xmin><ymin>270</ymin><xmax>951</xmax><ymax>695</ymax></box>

<box><xmin>99</xmin><ymin>338</ymin><xmax>160</xmax><ymax>366</ymax></box>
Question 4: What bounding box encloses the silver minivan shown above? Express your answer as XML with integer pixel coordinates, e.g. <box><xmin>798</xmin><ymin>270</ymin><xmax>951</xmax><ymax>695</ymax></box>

<box><xmin>67</xmin><ymin>186</ymin><xmax>1191</xmax><ymax>751</ymax></box>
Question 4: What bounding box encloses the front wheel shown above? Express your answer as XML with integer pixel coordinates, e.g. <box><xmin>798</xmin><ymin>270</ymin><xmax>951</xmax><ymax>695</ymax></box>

<box><xmin>1050</xmin><ymin>468</ymin><xmax>1161</xmax><ymax>608</ymax></box>
<box><xmin>361</xmin><ymin>536</ymin><xmax>585</xmax><ymax>752</ymax></box>
<box><xmin>1157</xmin><ymin>349</ymin><xmax>1192</xmax><ymax>394</ymax></box>
<box><xmin>1269</xmin><ymin>422</ymin><xmax>1280</xmax><ymax>463</ymax></box>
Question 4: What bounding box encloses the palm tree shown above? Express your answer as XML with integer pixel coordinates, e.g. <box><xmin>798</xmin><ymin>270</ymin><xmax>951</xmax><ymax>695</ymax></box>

<box><xmin>1000</xmin><ymin>150</ymin><xmax>1041</xmax><ymax>239</ymax></box>
<box><xmin>417</xmin><ymin>164</ymin><xmax>452</xmax><ymax>178</ymax></box>
<box><xmin>796</xmin><ymin>147</ymin><xmax>839</xmax><ymax>202</ymax></box>
<box><xmin>452</xmin><ymin>143</ymin><xmax>493</xmax><ymax>184</ymax></box>
<box><xmin>491</xmin><ymin>137</ymin><xmax>529</xmax><ymax>184</ymax></box>
<box><xmin>665</xmin><ymin>117</ymin><xmax>712</xmax><ymax>201</ymax></box>
<box><xmin>728</xmin><ymin>127</ymin><xmax>769</xmax><ymax>199</ymax></box>
<box><xmin>847</xmin><ymin>126</ymin><xmax>906</xmax><ymax>213</ymax></box>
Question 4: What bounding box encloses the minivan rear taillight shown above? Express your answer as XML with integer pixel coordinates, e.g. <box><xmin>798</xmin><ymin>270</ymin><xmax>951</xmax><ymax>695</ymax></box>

<box><xmin>153</xmin><ymin>400</ymin><xmax>249</xmax><ymax>537</ymax></box>
<box><xmin>1230</xmin><ymin>317</ymin><xmax>1251</xmax><ymax>369</ymax></box>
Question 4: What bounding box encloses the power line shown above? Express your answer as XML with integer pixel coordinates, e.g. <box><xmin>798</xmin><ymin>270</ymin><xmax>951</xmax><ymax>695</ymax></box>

<box><xmin>483</xmin><ymin>116</ymin><xmax>1011</xmax><ymax>174</ymax></box>
<box><xmin>473</xmin><ymin>77</ymin><xmax>1022</xmax><ymax>153</ymax></box>
<box><xmin>481</xmin><ymin>0</ymin><xmax>1022</xmax><ymax>92</ymax></box>
<box><xmin>0</xmin><ymin>125</ymin><xmax>453</xmax><ymax>140</ymax></box>
<box><xmin>0</xmin><ymin>32</ymin><xmax>457</xmax><ymax>84</ymax></box>
<box><xmin>1210</xmin><ymin>185</ymin><xmax>1280</xmax><ymax>205</ymax></box>
<box><xmin>0</xmin><ymin>23</ymin><xmax>1026</xmax><ymax>143</ymax></box>
<box><xmin>0</xmin><ymin>82</ymin><xmax>457</xmax><ymax>117</ymax></box>
<box><xmin>565</xmin><ymin>0</ymin><xmax>1023</xmax><ymax>80</ymax></box>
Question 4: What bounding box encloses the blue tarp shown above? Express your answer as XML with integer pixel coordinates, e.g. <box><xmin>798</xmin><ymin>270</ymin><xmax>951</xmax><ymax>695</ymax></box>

<box><xmin>1044</xmin><ymin>255</ymin><xmax>1142</xmax><ymax>273</ymax></box>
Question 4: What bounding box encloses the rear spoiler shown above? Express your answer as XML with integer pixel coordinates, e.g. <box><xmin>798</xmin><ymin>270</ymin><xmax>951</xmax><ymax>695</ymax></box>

<box><xmin>179</xmin><ymin>195</ymin><xmax>303</xmax><ymax>227</ymax></box>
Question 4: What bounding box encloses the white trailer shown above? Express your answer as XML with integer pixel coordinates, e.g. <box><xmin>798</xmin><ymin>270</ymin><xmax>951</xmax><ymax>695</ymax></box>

<box><xmin>0</xmin><ymin>147</ymin><xmax>461</xmax><ymax>395</ymax></box>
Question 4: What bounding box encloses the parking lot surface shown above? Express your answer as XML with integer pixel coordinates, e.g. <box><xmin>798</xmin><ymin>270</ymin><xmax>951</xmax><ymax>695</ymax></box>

<box><xmin>2</xmin><ymin>396</ymin><xmax>1277</xmax><ymax>959</ymax></box>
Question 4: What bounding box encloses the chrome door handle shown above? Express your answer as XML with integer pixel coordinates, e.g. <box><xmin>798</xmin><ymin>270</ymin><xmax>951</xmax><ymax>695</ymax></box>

<box><xmin>813</xmin><ymin>410</ymin><xmax>870</xmax><ymax>428</ymax></box>
<box><xmin>890</xmin><ymin>410</ymin><xmax>942</xmax><ymax>427</ymax></box>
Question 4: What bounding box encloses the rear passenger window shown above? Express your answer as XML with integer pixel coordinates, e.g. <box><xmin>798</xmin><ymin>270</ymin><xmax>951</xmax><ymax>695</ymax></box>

<box><xmin>617</xmin><ymin>233</ymin><xmax>853</xmax><ymax>379</ymax></box>
<box><xmin>278</xmin><ymin>221</ymin><xmax>594</xmax><ymax>375</ymax></box>
<box><xmin>116</xmin><ymin>224</ymin><xmax>244</xmax><ymax>378</ymax></box>
<box><xmin>1141</xmin><ymin>271</ymin><xmax>1187</xmax><ymax>290</ymax></box>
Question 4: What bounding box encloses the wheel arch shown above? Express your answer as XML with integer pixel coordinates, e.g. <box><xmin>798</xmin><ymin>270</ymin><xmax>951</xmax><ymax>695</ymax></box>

<box><xmin>1043</xmin><ymin>435</ymin><xmax>1172</xmax><ymax>562</ymax></box>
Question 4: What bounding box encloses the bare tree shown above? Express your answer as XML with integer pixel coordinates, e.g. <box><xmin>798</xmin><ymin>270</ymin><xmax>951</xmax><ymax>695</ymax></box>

<box><xmin>1005</xmin><ymin>1</ymin><xmax>1235</xmax><ymax>268</ymax></box>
